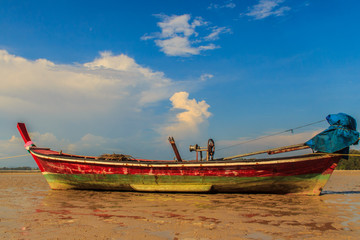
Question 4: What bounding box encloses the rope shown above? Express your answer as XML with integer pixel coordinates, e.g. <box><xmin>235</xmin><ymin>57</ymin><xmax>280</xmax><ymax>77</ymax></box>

<box><xmin>0</xmin><ymin>154</ymin><xmax>29</xmax><ymax>160</ymax></box>
<box><xmin>217</xmin><ymin>119</ymin><xmax>326</xmax><ymax>152</ymax></box>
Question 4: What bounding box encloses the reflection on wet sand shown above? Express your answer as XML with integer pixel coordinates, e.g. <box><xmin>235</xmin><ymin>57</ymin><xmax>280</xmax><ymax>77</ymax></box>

<box><xmin>0</xmin><ymin>171</ymin><xmax>359</xmax><ymax>239</ymax></box>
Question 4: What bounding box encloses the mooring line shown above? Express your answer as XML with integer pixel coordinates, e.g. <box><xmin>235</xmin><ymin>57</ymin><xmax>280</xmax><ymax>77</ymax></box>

<box><xmin>0</xmin><ymin>154</ymin><xmax>29</xmax><ymax>160</ymax></box>
<box><xmin>216</xmin><ymin>119</ymin><xmax>326</xmax><ymax>152</ymax></box>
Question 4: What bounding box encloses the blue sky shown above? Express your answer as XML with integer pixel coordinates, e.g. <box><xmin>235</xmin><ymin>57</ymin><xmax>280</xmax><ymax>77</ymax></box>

<box><xmin>1</xmin><ymin>0</ymin><xmax>359</xmax><ymax>167</ymax></box>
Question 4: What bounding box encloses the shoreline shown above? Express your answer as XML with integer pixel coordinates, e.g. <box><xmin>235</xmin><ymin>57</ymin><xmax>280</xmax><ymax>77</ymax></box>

<box><xmin>0</xmin><ymin>170</ymin><xmax>41</xmax><ymax>174</ymax></box>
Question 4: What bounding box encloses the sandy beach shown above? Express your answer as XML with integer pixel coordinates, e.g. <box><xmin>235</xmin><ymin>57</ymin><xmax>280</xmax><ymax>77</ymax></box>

<box><xmin>0</xmin><ymin>170</ymin><xmax>359</xmax><ymax>239</ymax></box>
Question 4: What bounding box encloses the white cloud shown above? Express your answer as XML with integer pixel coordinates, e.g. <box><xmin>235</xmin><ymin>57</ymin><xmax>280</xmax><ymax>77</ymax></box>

<box><xmin>0</xmin><ymin>50</ymin><xmax>175</xmax><ymax>115</ymax></box>
<box><xmin>156</xmin><ymin>14</ymin><xmax>200</xmax><ymax>38</ymax></box>
<box><xmin>142</xmin><ymin>14</ymin><xmax>230</xmax><ymax>57</ymax></box>
<box><xmin>208</xmin><ymin>1</ymin><xmax>236</xmax><ymax>10</ymax></box>
<box><xmin>0</xmin><ymin>92</ymin><xmax>212</xmax><ymax>166</ymax></box>
<box><xmin>0</xmin><ymin>135</ymin><xmax>24</xmax><ymax>158</ymax></box>
<box><xmin>0</xmin><ymin>135</ymin><xmax>32</xmax><ymax>167</ymax></box>
<box><xmin>198</xmin><ymin>44</ymin><xmax>218</xmax><ymax>51</ymax></box>
<box><xmin>66</xmin><ymin>133</ymin><xmax>125</xmax><ymax>154</ymax></box>
<box><xmin>204</xmin><ymin>27</ymin><xmax>232</xmax><ymax>41</ymax></box>
<box><xmin>245</xmin><ymin>0</ymin><xmax>291</xmax><ymax>20</ymax></box>
<box><xmin>200</xmin><ymin>74</ymin><xmax>214</xmax><ymax>81</ymax></box>
<box><xmin>0</xmin><ymin>132</ymin><xmax>70</xmax><ymax>167</ymax></box>
<box><xmin>155</xmin><ymin>36</ymin><xmax>202</xmax><ymax>56</ymax></box>
<box><xmin>0</xmin><ymin>50</ymin><xmax>215</xmax><ymax>164</ymax></box>
<box><xmin>160</xmin><ymin>92</ymin><xmax>211</xmax><ymax>139</ymax></box>
<box><xmin>84</xmin><ymin>51</ymin><xmax>139</xmax><ymax>71</ymax></box>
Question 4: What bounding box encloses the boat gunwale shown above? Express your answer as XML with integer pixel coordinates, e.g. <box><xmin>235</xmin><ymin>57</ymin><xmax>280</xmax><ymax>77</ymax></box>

<box><xmin>29</xmin><ymin>148</ymin><xmax>339</xmax><ymax>168</ymax></box>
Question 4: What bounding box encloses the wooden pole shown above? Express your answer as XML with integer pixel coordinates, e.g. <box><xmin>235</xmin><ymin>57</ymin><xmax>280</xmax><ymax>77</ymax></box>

<box><xmin>223</xmin><ymin>143</ymin><xmax>310</xmax><ymax>160</ymax></box>
<box><xmin>168</xmin><ymin>137</ymin><xmax>182</xmax><ymax>162</ymax></box>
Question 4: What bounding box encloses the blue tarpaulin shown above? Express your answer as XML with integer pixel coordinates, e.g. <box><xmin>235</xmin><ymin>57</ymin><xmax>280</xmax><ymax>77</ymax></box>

<box><xmin>305</xmin><ymin>113</ymin><xmax>359</xmax><ymax>153</ymax></box>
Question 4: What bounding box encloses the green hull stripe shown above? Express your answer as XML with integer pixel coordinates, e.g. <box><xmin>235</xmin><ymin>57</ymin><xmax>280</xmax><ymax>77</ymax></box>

<box><xmin>43</xmin><ymin>173</ymin><xmax>332</xmax><ymax>195</ymax></box>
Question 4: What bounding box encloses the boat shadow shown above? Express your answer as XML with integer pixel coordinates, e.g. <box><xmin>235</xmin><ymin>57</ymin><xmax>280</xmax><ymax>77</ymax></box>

<box><xmin>321</xmin><ymin>191</ymin><xmax>360</xmax><ymax>195</ymax></box>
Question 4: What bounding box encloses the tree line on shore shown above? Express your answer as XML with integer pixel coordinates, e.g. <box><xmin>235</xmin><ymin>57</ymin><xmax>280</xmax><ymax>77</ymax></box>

<box><xmin>337</xmin><ymin>149</ymin><xmax>360</xmax><ymax>170</ymax></box>
<box><xmin>0</xmin><ymin>167</ymin><xmax>39</xmax><ymax>170</ymax></box>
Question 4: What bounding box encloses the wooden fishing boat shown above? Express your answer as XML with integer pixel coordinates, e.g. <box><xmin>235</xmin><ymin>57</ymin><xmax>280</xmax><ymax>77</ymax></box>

<box><xmin>17</xmin><ymin>121</ymin><xmax>354</xmax><ymax>196</ymax></box>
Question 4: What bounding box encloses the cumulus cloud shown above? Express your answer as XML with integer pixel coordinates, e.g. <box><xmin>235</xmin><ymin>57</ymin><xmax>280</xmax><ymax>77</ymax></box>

<box><xmin>84</xmin><ymin>51</ymin><xmax>140</xmax><ymax>71</ymax></box>
<box><xmin>0</xmin><ymin>135</ymin><xmax>33</xmax><ymax>167</ymax></box>
<box><xmin>0</xmin><ymin>135</ymin><xmax>24</xmax><ymax>158</ymax></box>
<box><xmin>160</xmin><ymin>92</ymin><xmax>211</xmax><ymax>139</ymax></box>
<box><xmin>142</xmin><ymin>14</ymin><xmax>230</xmax><ymax>57</ymax></box>
<box><xmin>0</xmin><ymin>132</ymin><xmax>68</xmax><ymax>167</ymax></box>
<box><xmin>1</xmin><ymin>89</ymin><xmax>213</xmax><ymax>165</ymax></box>
<box><xmin>0</xmin><ymin>50</ymin><xmax>174</xmax><ymax>115</ymax></box>
<box><xmin>0</xmin><ymin>50</ymin><xmax>215</xmax><ymax>163</ymax></box>
<box><xmin>245</xmin><ymin>0</ymin><xmax>291</xmax><ymax>20</ymax></box>
<box><xmin>156</xmin><ymin>14</ymin><xmax>201</xmax><ymax>38</ymax></box>
<box><xmin>155</xmin><ymin>36</ymin><xmax>202</xmax><ymax>56</ymax></box>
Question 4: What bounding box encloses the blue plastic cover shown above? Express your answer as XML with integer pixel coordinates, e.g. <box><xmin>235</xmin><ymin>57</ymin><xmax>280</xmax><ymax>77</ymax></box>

<box><xmin>305</xmin><ymin>113</ymin><xmax>359</xmax><ymax>153</ymax></box>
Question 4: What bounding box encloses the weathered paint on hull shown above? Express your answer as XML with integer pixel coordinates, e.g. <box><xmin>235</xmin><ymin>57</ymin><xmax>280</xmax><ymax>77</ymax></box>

<box><xmin>42</xmin><ymin>168</ymin><xmax>335</xmax><ymax>195</ymax></box>
<box><xmin>16</xmin><ymin>123</ymin><xmax>343</xmax><ymax>195</ymax></box>
<box><xmin>28</xmin><ymin>148</ymin><xmax>340</xmax><ymax>195</ymax></box>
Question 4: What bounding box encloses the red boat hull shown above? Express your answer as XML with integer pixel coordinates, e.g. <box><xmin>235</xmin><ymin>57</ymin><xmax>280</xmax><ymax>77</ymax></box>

<box><xmin>18</xmin><ymin>123</ymin><xmax>341</xmax><ymax>195</ymax></box>
<box><xmin>29</xmin><ymin>148</ymin><xmax>340</xmax><ymax>195</ymax></box>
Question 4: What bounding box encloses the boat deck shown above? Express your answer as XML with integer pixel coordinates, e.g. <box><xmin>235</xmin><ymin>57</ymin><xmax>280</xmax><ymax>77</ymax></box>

<box><xmin>29</xmin><ymin>147</ymin><xmax>327</xmax><ymax>165</ymax></box>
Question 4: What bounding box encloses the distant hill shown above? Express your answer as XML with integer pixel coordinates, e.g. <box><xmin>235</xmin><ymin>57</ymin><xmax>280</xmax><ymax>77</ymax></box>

<box><xmin>337</xmin><ymin>149</ymin><xmax>360</xmax><ymax>170</ymax></box>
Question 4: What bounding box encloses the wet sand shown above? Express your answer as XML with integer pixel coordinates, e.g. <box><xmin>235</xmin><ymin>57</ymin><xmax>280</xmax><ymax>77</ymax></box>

<box><xmin>0</xmin><ymin>171</ymin><xmax>359</xmax><ymax>239</ymax></box>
